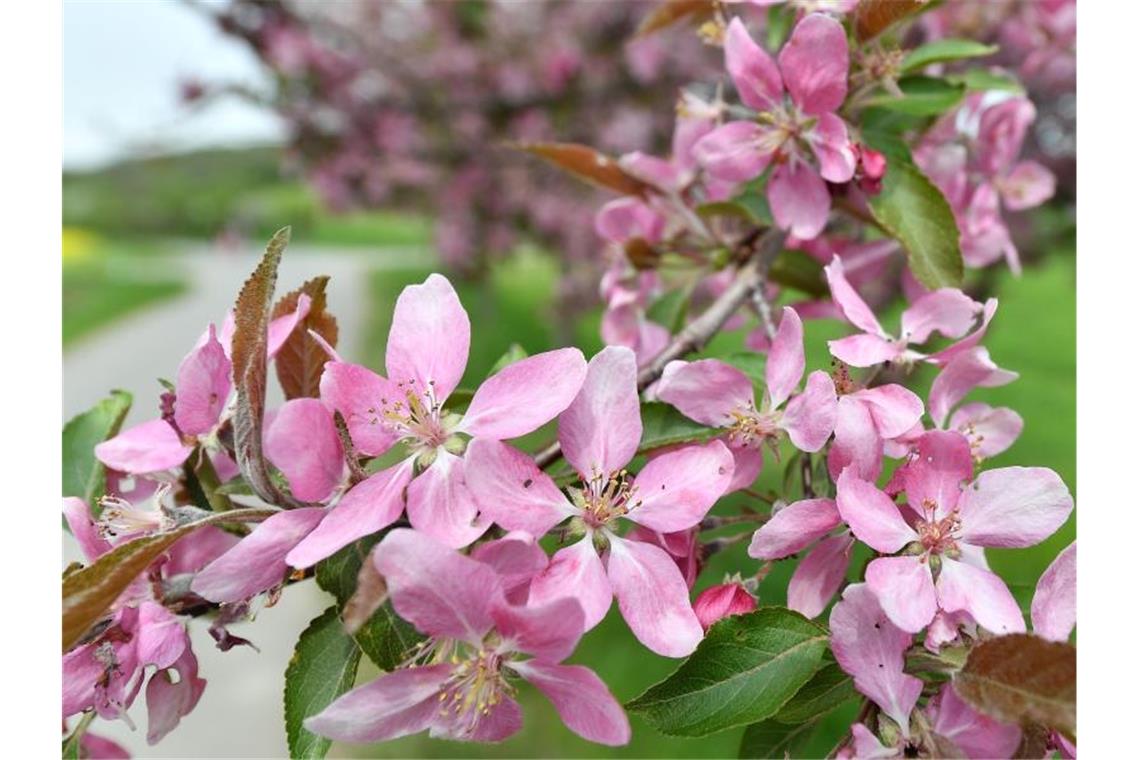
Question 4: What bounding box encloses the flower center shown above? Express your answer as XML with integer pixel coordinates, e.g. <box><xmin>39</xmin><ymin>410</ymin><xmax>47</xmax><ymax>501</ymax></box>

<box><xmin>371</xmin><ymin>379</ymin><xmax>457</xmax><ymax>456</ymax></box>
<box><xmin>97</xmin><ymin>490</ymin><xmax>172</xmax><ymax>540</ymax></box>
<box><xmin>955</xmin><ymin>420</ymin><xmax>987</xmax><ymax>463</ymax></box>
<box><xmin>725</xmin><ymin>404</ymin><xmax>780</xmax><ymax>448</ymax></box>
<box><xmin>915</xmin><ymin>499</ymin><xmax>962</xmax><ymax>556</ymax></box>
<box><xmin>580</xmin><ymin>470</ymin><xmax>640</xmax><ymax>528</ymax></box>
<box><xmin>437</xmin><ymin>645</ymin><xmax>516</xmax><ymax>736</ymax></box>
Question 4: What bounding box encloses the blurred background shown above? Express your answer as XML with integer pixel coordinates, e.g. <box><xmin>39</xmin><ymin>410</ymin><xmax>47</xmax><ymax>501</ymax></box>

<box><xmin>63</xmin><ymin>1</ymin><xmax>1074</xmax><ymax>757</ymax></box>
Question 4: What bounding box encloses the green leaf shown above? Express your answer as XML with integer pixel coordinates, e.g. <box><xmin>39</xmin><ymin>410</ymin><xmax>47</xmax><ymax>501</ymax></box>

<box><xmin>865</xmin><ymin>76</ymin><xmax>965</xmax><ymax>117</ymax></box>
<box><xmin>62</xmin><ymin>712</ymin><xmax>94</xmax><ymax>759</ymax></box>
<box><xmin>315</xmin><ymin>536</ymin><xmax>422</xmax><ymax>670</ymax></box>
<box><xmin>864</xmin><ymin>135</ymin><xmax>963</xmax><ymax>289</ymax></box>
<box><xmin>62</xmin><ymin>390</ymin><xmax>132</xmax><ymax>509</ymax></box>
<box><xmin>489</xmin><ymin>343</ymin><xmax>528</xmax><ymax>374</ymax></box>
<box><xmin>901</xmin><ymin>39</ymin><xmax>999</xmax><ymax>73</ymax></box>
<box><xmin>284</xmin><ymin>606</ymin><xmax>363</xmax><ymax>759</ymax></box>
<box><xmin>946</xmin><ymin>68</ymin><xmax>1026</xmax><ymax>94</ymax></box>
<box><xmin>626</xmin><ymin>608</ymin><xmax>829</xmax><ymax>736</ymax></box>
<box><xmin>953</xmin><ymin>633</ymin><xmax>1076</xmax><ymax>741</ymax></box>
<box><xmin>646</xmin><ymin>288</ymin><xmax>690</xmax><ymax>334</ymax></box>
<box><xmin>764</xmin><ymin>5</ymin><xmax>793</xmax><ymax>52</ymax></box>
<box><xmin>63</xmin><ymin>507</ymin><xmax>277</xmax><ymax>652</ymax></box>
<box><xmin>768</xmin><ymin>249</ymin><xmax>827</xmax><ymax>297</ymax></box>
<box><xmin>638</xmin><ymin>402</ymin><xmax>718</xmax><ymax>453</ymax></box>
<box><xmin>773</xmin><ymin>662</ymin><xmax>857</xmax><ymax>723</ymax></box>
<box><xmin>738</xmin><ymin>718</ymin><xmax>819</xmax><ymax>759</ymax></box>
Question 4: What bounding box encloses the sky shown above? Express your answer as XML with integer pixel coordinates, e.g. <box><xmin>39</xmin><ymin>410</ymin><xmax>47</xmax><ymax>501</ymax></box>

<box><xmin>63</xmin><ymin>0</ymin><xmax>284</xmax><ymax>170</ymax></box>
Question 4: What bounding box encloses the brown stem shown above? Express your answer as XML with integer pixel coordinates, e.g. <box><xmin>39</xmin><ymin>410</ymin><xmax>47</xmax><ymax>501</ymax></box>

<box><xmin>534</xmin><ymin>229</ymin><xmax>786</xmax><ymax>470</ymax></box>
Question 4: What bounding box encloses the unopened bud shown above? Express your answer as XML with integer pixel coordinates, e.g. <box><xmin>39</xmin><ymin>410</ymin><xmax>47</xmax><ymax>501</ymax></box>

<box><xmin>855</xmin><ymin>145</ymin><xmax>888</xmax><ymax>195</ymax></box>
<box><xmin>692</xmin><ymin>581</ymin><xmax>757</xmax><ymax>631</ymax></box>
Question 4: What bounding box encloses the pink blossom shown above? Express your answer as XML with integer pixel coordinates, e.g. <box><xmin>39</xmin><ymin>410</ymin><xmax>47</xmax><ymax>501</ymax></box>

<box><xmin>599</xmin><ymin>261</ymin><xmax>670</xmax><ymax>367</ymax></box>
<box><xmin>692</xmin><ymin>580</ymin><xmax>757</xmax><ymax>631</ymax></box>
<box><xmin>285</xmin><ymin>274</ymin><xmax>587</xmax><ymax>562</ymax></box>
<box><xmin>836</xmin><ymin>431</ymin><xmax>1073</xmax><ymax>634</ymax></box>
<box><xmin>305</xmin><ymin>529</ymin><xmax>630</xmax><ymax>746</ymax></box>
<box><xmin>1031</xmin><ymin>541</ymin><xmax>1075</xmax><ymax>642</ymax></box>
<box><xmin>657</xmin><ymin>306</ymin><xmax>838</xmax><ymax>492</ymax></box>
<box><xmin>626</xmin><ymin>525</ymin><xmax>703</xmax><ymax>589</ymax></box>
<box><xmin>694</xmin><ymin>15</ymin><xmax>855</xmax><ymax>238</ymax></box>
<box><xmin>827</xmin><ymin>384</ymin><xmax>925</xmax><ymax>482</ymax></box>
<box><xmin>466</xmin><ymin>346</ymin><xmax>733</xmax><ymax>657</ymax></box>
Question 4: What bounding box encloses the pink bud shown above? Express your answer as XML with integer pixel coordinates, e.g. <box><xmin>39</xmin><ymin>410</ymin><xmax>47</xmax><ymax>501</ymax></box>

<box><xmin>855</xmin><ymin>145</ymin><xmax>888</xmax><ymax>195</ymax></box>
<box><xmin>692</xmin><ymin>581</ymin><xmax>757</xmax><ymax>631</ymax></box>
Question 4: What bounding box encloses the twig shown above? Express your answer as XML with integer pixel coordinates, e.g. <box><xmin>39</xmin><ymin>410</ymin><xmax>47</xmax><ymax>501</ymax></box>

<box><xmin>334</xmin><ymin>411</ymin><xmax>370</xmax><ymax>485</ymax></box>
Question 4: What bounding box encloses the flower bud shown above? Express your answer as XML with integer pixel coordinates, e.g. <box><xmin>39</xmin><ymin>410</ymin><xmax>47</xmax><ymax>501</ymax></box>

<box><xmin>855</xmin><ymin>144</ymin><xmax>887</xmax><ymax>195</ymax></box>
<box><xmin>692</xmin><ymin>581</ymin><xmax>757</xmax><ymax>631</ymax></box>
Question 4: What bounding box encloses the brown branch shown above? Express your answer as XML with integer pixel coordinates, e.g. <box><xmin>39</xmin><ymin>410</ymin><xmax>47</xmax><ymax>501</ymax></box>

<box><xmin>534</xmin><ymin>229</ymin><xmax>785</xmax><ymax>470</ymax></box>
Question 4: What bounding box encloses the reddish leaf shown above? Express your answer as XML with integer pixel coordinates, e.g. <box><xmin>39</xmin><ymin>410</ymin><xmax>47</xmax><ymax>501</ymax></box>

<box><xmin>636</xmin><ymin>0</ymin><xmax>715</xmax><ymax>37</ymax></box>
<box><xmin>954</xmin><ymin>634</ymin><xmax>1076</xmax><ymax>742</ymax></box>
<box><xmin>514</xmin><ymin>142</ymin><xmax>649</xmax><ymax>196</ymax></box>
<box><xmin>273</xmin><ymin>276</ymin><xmax>339</xmax><ymax>401</ymax></box>
<box><xmin>854</xmin><ymin>0</ymin><xmax>928</xmax><ymax>42</ymax></box>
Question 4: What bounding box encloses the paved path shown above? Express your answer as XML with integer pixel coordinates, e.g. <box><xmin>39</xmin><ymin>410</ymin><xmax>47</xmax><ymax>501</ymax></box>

<box><xmin>63</xmin><ymin>240</ymin><xmax>426</xmax><ymax>757</ymax></box>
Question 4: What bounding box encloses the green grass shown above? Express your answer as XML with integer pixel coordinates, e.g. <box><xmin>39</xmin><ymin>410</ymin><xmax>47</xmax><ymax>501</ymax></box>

<box><xmin>343</xmin><ymin>246</ymin><xmax>1075</xmax><ymax>759</ymax></box>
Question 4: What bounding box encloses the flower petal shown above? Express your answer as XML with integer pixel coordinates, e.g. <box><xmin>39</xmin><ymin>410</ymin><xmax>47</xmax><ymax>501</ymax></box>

<box><xmin>827</xmin><ymin>396</ymin><xmax>883</xmax><ymax>482</ymax></box>
<box><xmin>145</xmin><ymin>649</ymin><xmax>206</xmax><ymax>745</ymax></box>
<box><xmin>727</xmin><ymin>440</ymin><xmax>764</xmax><ymax>492</ymax></box>
<box><xmin>927</xmin><ymin>683</ymin><xmax>1022</xmax><ymax>760</ymax></box>
<box><xmin>788</xmin><ymin>535</ymin><xmax>853</xmax><ymax>619</ymax></box>
<box><xmin>926</xmin><ymin>298</ymin><xmax>999</xmax><ymax>366</ymax></box>
<box><xmin>286</xmin><ymin>460</ymin><xmax>414</xmax><ymax>568</ymax></box>
<box><xmin>935</xmin><ymin>559</ymin><xmax>1026</xmax><ymax>635</ymax></box>
<box><xmin>528</xmin><ymin>537</ymin><xmax>612</xmax><ymax>631</ymax></box>
<box><xmin>319</xmin><ymin>361</ymin><xmax>400</xmax><ymax>457</ymax></box>
<box><xmin>957</xmin><ymin>467</ymin><xmax>1073</xmax><ymax>548</ymax></box>
<box><xmin>406</xmin><ymin>450</ymin><xmax>489</xmax><ymax>549</ymax></box>
<box><xmin>627</xmin><ymin>441</ymin><xmax>734</xmax><ymax>533</ymax></box>
<box><xmin>767</xmin><ymin>306</ymin><xmax>805</xmax><ymax>409</ymax></box>
<box><xmin>304</xmin><ymin>665</ymin><xmax>453</xmax><ymax>744</ymax></box>
<box><xmin>174</xmin><ymin>324</ymin><xmax>231</xmax><ymax>436</ymax></box>
<box><xmin>605</xmin><ymin>535</ymin><xmax>703</xmax><ymax>657</ymax></box>
<box><xmin>725</xmin><ymin>16</ymin><xmax>783</xmax><ymax>109</ymax></box>
<box><xmin>828</xmin><ymin>333</ymin><xmax>902</xmax><ymax>367</ymax></box>
<box><xmin>847</xmin><ymin>385</ymin><xmax>925</xmax><ymax>439</ymax></box>
<box><xmin>266</xmin><ymin>293</ymin><xmax>312</xmax><ymax>358</ymax></box>
<box><xmin>1000</xmin><ymin>160</ymin><xmax>1055</xmax><ymax>211</ymax></box>
<box><xmin>94</xmin><ymin>419</ymin><xmax>193</xmax><ymax>475</ymax></box>
<box><xmin>748</xmin><ymin>498</ymin><xmax>841</xmax><ymax>559</ymax></box>
<box><xmin>693</xmin><ymin>121</ymin><xmax>775</xmax><ymax>184</ymax></box>
<box><xmin>781</xmin><ymin>370</ymin><xmax>838</xmax><ymax>452</ymax></box>
<box><xmin>558</xmin><ymin>346</ymin><xmax>641</xmax><ymax>479</ymax></box>
<box><xmin>809</xmin><ymin>112</ymin><xmax>856</xmax><ymax>183</ymax></box>
<box><xmin>900</xmin><ymin>289</ymin><xmax>982</xmax><ymax>343</ymax></box>
<box><xmin>63</xmin><ymin>497</ymin><xmax>111</xmax><ymax>562</ymax></box>
<box><xmin>470</xmin><ymin>531</ymin><xmax>549</xmax><ymax>602</ymax></box>
<box><xmin>779</xmin><ymin>13</ymin><xmax>849</xmax><ymax>115</ymax></box>
<box><xmin>928</xmin><ymin>346</ymin><xmax>1018</xmax><ymax>427</ymax></box>
<box><xmin>949</xmin><ymin>402</ymin><xmax>1023</xmax><ymax>460</ymax></box>
<box><xmin>824</xmin><ymin>256</ymin><xmax>885</xmax><ymax>335</ymax></box>
<box><xmin>901</xmin><ymin>430</ymin><xmax>973</xmax><ymax>518</ymax></box>
<box><xmin>512</xmin><ymin>661</ymin><xmax>631</xmax><ymax>746</ymax></box>
<box><xmin>657</xmin><ymin>359</ymin><xmax>754</xmax><ymax>427</ymax></box>
<box><xmin>192</xmin><ymin>508</ymin><xmax>326</xmax><ymax>603</ymax></box>
<box><xmin>492</xmin><ymin>596</ymin><xmax>584</xmax><ymax>663</ymax></box>
<box><xmin>865</xmin><ymin>556</ymin><xmax>938</xmax><ymax>633</ymax></box>
<box><xmin>385</xmin><ymin>273</ymin><xmax>470</xmax><ymax>402</ymax></box>
<box><xmin>136</xmin><ymin>601</ymin><xmax>188</xmax><ymax>669</ymax></box>
<box><xmin>1031</xmin><ymin>542</ymin><xmax>1076</xmax><ymax>642</ymax></box>
<box><xmin>768</xmin><ymin>162</ymin><xmax>831</xmax><ymax>240</ymax></box>
<box><xmin>836</xmin><ymin>468</ymin><xmax>916</xmax><ymax>552</ymax></box>
<box><xmin>461</xmin><ymin>348</ymin><xmax>587</xmax><ymax>439</ymax></box>
<box><xmin>264</xmin><ymin>398</ymin><xmax>344</xmax><ymax>503</ymax></box>
<box><xmin>465</xmin><ymin>439</ymin><xmax>574</xmax><ymax>537</ymax></box>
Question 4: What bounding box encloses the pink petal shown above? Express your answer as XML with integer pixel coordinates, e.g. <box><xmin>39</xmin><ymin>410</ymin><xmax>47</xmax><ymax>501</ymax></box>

<box><xmin>748</xmin><ymin>498</ymin><xmax>841</xmax><ymax>559</ymax></box>
<box><xmin>192</xmin><ymin>508</ymin><xmax>326</xmax><ymax>603</ymax></box>
<box><xmin>848</xmin><ymin>723</ymin><xmax>899</xmax><ymax>758</ymax></box>
<box><xmin>492</xmin><ymin>596</ymin><xmax>584</xmax><ymax>663</ymax></box>
<box><xmin>958</xmin><ymin>467</ymin><xmax>1073</xmax><ymax>548</ymax></box>
<box><xmin>406</xmin><ymin>450</ymin><xmax>488</xmax><ymax>549</ymax></box>
<box><xmin>605</xmin><ymin>535</ymin><xmax>703</xmax><ymax>657</ymax></box>
<box><xmin>528</xmin><ymin>537</ymin><xmax>612</xmax><ymax>631</ymax></box>
<box><xmin>594</xmin><ymin>197</ymin><xmax>665</xmax><ymax>244</ymax></box>
<box><xmin>373</xmin><ymin>528</ymin><xmax>502</xmax><ymax>641</ymax></box>
<box><xmin>558</xmin><ymin>346</ymin><xmax>641</xmax><ymax>480</ymax></box>
<box><xmin>727</xmin><ymin>440</ymin><xmax>764</xmax><ymax>492</ymax></box>
<box><xmin>657</xmin><ymin>359</ymin><xmax>754</xmax><ymax>427</ymax></box>
<box><xmin>693</xmin><ymin>121</ymin><xmax>775</xmax><ymax>184</ymax></box>
<box><xmin>788</xmin><ymin>535</ymin><xmax>853</xmax><ymax>619</ymax></box>
<box><xmin>778</xmin><ymin>13</ymin><xmax>849</xmax><ymax>115</ymax></box>
<box><xmin>848</xmin><ymin>385</ymin><xmax>925</xmax><ymax>439</ymax></box>
<box><xmin>465</xmin><ymin>439</ymin><xmax>574</xmax><ymax>537</ymax></box>
<box><xmin>928</xmin><ymin>347</ymin><xmax>1018</xmax><ymax>427</ymax></box>
<box><xmin>264</xmin><ymin>398</ymin><xmax>344</xmax><ymax>503</ymax></box>
<box><xmin>145</xmin><ymin>649</ymin><xmax>205</xmax><ymax>745</ymax></box>
<box><xmin>836</xmin><ymin>468</ymin><xmax>916</xmax><ymax>553</ymax></box>
<box><xmin>460</xmin><ymin>348</ymin><xmax>587</xmax><ymax>439</ymax></box>
<box><xmin>136</xmin><ymin>601</ymin><xmax>188</xmax><ymax>669</ymax></box>
<box><xmin>828</xmin><ymin>333</ymin><xmax>902</xmax><ymax>367</ymax></box>
<box><xmin>935</xmin><ymin>559</ymin><xmax>1026</xmax><ymax>635</ymax></box>
<box><xmin>900</xmin><ymin>289</ymin><xmax>982</xmax><ymax>344</ymax></box>
<box><xmin>865</xmin><ymin>556</ymin><xmax>938</xmax><ymax>633</ymax></box>
<box><xmin>768</xmin><ymin>162</ymin><xmax>831</xmax><ymax>240</ymax></box>
<box><xmin>174</xmin><ymin>324</ymin><xmax>231</xmax><ymax>436</ymax></box>
<box><xmin>266</xmin><ymin>293</ymin><xmax>311</xmax><ymax>358</ymax></box>
<box><xmin>618</xmin><ymin>153</ymin><xmax>685</xmax><ymax>196</ymax></box>
<box><xmin>809</xmin><ymin>112</ymin><xmax>856</xmax><ymax>183</ymax></box>
<box><xmin>319</xmin><ymin>361</ymin><xmax>400</xmax><ymax>457</ymax></box>
<box><xmin>1000</xmin><ymin>160</ymin><xmax>1055</xmax><ymax>210</ymax></box>
<box><xmin>724</xmin><ymin>17</ymin><xmax>783</xmax><ymax>110</ymax></box>
<box><xmin>385</xmin><ymin>273</ymin><xmax>470</xmax><ymax>403</ymax></box>
<box><xmin>471</xmin><ymin>531</ymin><xmax>550</xmax><ymax>601</ymax></box>
<box><xmin>1031</xmin><ymin>542</ymin><xmax>1076</xmax><ymax>642</ymax></box>
<box><xmin>94</xmin><ymin>419</ymin><xmax>193</xmax><ymax>475</ymax></box>
<box><xmin>828</xmin><ymin>396</ymin><xmax>884</xmax><ymax>482</ymax></box>
<box><xmin>949</xmin><ymin>402</ymin><xmax>1023</xmax><ymax>460</ymax></box>
<box><xmin>767</xmin><ymin>306</ymin><xmax>805</xmax><ymax>409</ymax></box>
<box><xmin>627</xmin><ymin>441</ymin><xmax>734</xmax><ymax>533</ymax></box>
<box><xmin>927</xmin><ymin>298</ymin><xmax>999</xmax><ymax>366</ymax></box>
<box><xmin>164</xmin><ymin>526</ymin><xmax>240</xmax><ymax>576</ymax></box>
<box><xmin>304</xmin><ymin>664</ymin><xmax>453</xmax><ymax>744</ymax></box>
<box><xmin>830</xmin><ymin>583</ymin><xmax>922</xmax><ymax>735</ymax></box>
<box><xmin>436</xmin><ymin>694</ymin><xmax>522</xmax><ymax>743</ymax></box>
<box><xmin>824</xmin><ymin>256</ymin><xmax>885</xmax><ymax>335</ymax></box>
<box><xmin>901</xmin><ymin>430</ymin><xmax>973</xmax><ymax>519</ymax></box>
<box><xmin>286</xmin><ymin>459</ymin><xmax>413</xmax><ymax>568</ymax></box>
<box><xmin>63</xmin><ymin>497</ymin><xmax>111</xmax><ymax>562</ymax></box>
<box><xmin>512</xmin><ymin>661</ymin><xmax>631</xmax><ymax>746</ymax></box>
<box><xmin>79</xmin><ymin>733</ymin><xmax>131</xmax><ymax>759</ymax></box>
<box><xmin>927</xmin><ymin>683</ymin><xmax>1022</xmax><ymax>760</ymax></box>
<box><xmin>781</xmin><ymin>370</ymin><xmax>838</xmax><ymax>451</ymax></box>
